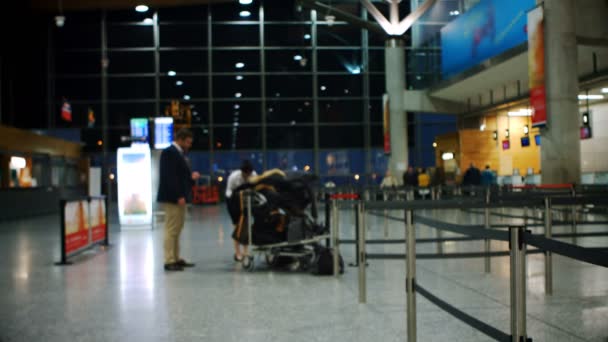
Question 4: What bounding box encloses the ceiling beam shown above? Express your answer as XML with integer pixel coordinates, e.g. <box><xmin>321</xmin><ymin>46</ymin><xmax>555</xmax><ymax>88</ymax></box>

<box><xmin>30</xmin><ymin>0</ymin><xmax>231</xmax><ymax>11</ymax></box>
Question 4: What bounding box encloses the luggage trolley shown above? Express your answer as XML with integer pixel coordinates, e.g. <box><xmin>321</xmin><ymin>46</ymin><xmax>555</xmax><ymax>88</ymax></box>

<box><xmin>241</xmin><ymin>190</ymin><xmax>331</xmax><ymax>272</ymax></box>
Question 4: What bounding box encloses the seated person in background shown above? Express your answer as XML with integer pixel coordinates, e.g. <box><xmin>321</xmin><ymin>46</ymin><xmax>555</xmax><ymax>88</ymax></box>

<box><xmin>480</xmin><ymin>165</ymin><xmax>496</xmax><ymax>186</ymax></box>
<box><xmin>380</xmin><ymin>169</ymin><xmax>399</xmax><ymax>188</ymax></box>
<box><xmin>417</xmin><ymin>168</ymin><xmax>431</xmax><ymax>199</ymax></box>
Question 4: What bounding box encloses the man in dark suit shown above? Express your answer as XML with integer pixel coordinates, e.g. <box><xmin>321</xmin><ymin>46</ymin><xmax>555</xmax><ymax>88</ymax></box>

<box><xmin>157</xmin><ymin>128</ymin><xmax>200</xmax><ymax>271</ymax></box>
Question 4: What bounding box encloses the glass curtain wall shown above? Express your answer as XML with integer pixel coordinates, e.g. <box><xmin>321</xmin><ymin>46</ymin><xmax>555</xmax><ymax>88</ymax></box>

<box><xmin>52</xmin><ymin>0</ymin><xmax>456</xmax><ymax>186</ymax></box>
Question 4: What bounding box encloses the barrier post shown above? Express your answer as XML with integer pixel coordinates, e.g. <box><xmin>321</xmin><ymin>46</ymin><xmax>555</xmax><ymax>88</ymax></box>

<box><xmin>332</xmin><ymin>199</ymin><xmax>340</xmax><ymax>277</ymax></box>
<box><xmin>570</xmin><ymin>187</ymin><xmax>577</xmax><ymax>244</ymax></box>
<box><xmin>55</xmin><ymin>199</ymin><xmax>70</xmax><ymax>265</ymax></box>
<box><xmin>484</xmin><ymin>188</ymin><xmax>491</xmax><ymax>273</ymax></box>
<box><xmin>509</xmin><ymin>226</ymin><xmax>527</xmax><ymax>342</ymax></box>
<box><xmin>246</xmin><ymin>191</ymin><xmax>253</xmax><ymax>255</ymax></box>
<box><xmin>350</xmin><ymin>198</ymin><xmax>361</xmax><ymax>267</ymax></box>
<box><xmin>383</xmin><ymin>191</ymin><xmax>389</xmax><ymax>238</ymax></box>
<box><xmin>103</xmin><ymin>196</ymin><xmax>110</xmax><ymax>246</ymax></box>
<box><xmin>405</xmin><ymin>209</ymin><xmax>416</xmax><ymax>342</ymax></box>
<box><xmin>544</xmin><ymin>197</ymin><xmax>553</xmax><ymax>295</ymax></box>
<box><xmin>357</xmin><ymin>201</ymin><xmax>367</xmax><ymax>303</ymax></box>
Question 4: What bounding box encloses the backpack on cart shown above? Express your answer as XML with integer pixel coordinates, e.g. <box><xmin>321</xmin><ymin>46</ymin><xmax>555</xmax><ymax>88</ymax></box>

<box><xmin>311</xmin><ymin>245</ymin><xmax>344</xmax><ymax>275</ymax></box>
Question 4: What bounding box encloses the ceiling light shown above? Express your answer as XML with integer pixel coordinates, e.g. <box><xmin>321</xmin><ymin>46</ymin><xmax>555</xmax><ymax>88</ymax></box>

<box><xmin>167</xmin><ymin>70</ymin><xmax>176</xmax><ymax>76</ymax></box>
<box><xmin>176</xmin><ymin>80</ymin><xmax>183</xmax><ymax>86</ymax></box>
<box><xmin>239</xmin><ymin>0</ymin><xmax>253</xmax><ymax>4</ymax></box>
<box><xmin>235</xmin><ymin>62</ymin><xmax>244</xmax><ymax>69</ymax></box>
<box><xmin>143</xmin><ymin>18</ymin><xmax>153</xmax><ymax>25</ymax></box>
<box><xmin>294</xmin><ymin>55</ymin><xmax>303</xmax><ymax>61</ymax></box>
<box><xmin>240</xmin><ymin>10</ymin><xmax>251</xmax><ymax>17</ymax></box>
<box><xmin>135</xmin><ymin>5</ymin><xmax>149</xmax><ymax>12</ymax></box>
<box><xmin>320</xmin><ymin>85</ymin><xmax>327</xmax><ymax>91</ymax></box>
<box><xmin>432</xmin><ymin>142</ymin><xmax>437</xmax><ymax>148</ymax></box>
<box><xmin>602</xmin><ymin>88</ymin><xmax>608</xmax><ymax>93</ymax></box>
<box><xmin>523</xmin><ymin>125</ymin><xmax>529</xmax><ymax>135</ymax></box>
<box><xmin>480</xmin><ymin>123</ymin><xmax>486</xmax><ymax>131</ymax></box>
<box><xmin>441</xmin><ymin>152</ymin><xmax>454</xmax><ymax>161</ymax></box>
<box><xmin>234</xmin><ymin>104</ymin><xmax>240</xmax><ymax>109</ymax></box>
<box><xmin>236</xmin><ymin>75</ymin><xmax>243</xmax><ymax>80</ymax></box>
<box><xmin>235</xmin><ymin>92</ymin><xmax>242</xmax><ymax>98</ymax></box>
<box><xmin>578</xmin><ymin>94</ymin><xmax>604</xmax><ymax>100</ymax></box>
<box><xmin>449</xmin><ymin>10</ymin><xmax>460</xmax><ymax>16</ymax></box>
<box><xmin>304</xmin><ymin>34</ymin><xmax>311</xmax><ymax>40</ymax></box>
<box><xmin>183</xmin><ymin>95</ymin><xmax>190</xmax><ymax>100</ymax></box>
<box><xmin>54</xmin><ymin>15</ymin><xmax>65</xmax><ymax>27</ymax></box>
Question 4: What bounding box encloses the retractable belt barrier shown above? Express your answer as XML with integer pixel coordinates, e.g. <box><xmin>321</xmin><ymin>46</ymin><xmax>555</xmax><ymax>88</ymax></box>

<box><xmin>345</xmin><ymin>190</ymin><xmax>608</xmax><ymax>342</ymax></box>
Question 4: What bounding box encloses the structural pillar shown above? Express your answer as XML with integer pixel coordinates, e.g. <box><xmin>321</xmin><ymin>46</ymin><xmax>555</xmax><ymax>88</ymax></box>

<box><xmin>385</xmin><ymin>38</ymin><xmax>408</xmax><ymax>180</ymax></box>
<box><xmin>541</xmin><ymin>0</ymin><xmax>581</xmax><ymax>184</ymax></box>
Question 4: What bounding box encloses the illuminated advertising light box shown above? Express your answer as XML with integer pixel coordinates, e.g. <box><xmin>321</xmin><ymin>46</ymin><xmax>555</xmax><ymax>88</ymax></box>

<box><xmin>130</xmin><ymin>118</ymin><xmax>149</xmax><ymax>145</ymax></box>
<box><xmin>117</xmin><ymin>145</ymin><xmax>153</xmax><ymax>227</ymax></box>
<box><xmin>154</xmin><ymin>117</ymin><xmax>174</xmax><ymax>149</ymax></box>
<box><xmin>64</xmin><ymin>200</ymin><xmax>90</xmax><ymax>254</ymax></box>
<box><xmin>90</xmin><ymin>198</ymin><xmax>107</xmax><ymax>243</ymax></box>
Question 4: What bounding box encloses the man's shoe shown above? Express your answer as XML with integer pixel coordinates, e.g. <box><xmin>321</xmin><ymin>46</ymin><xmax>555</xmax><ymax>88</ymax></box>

<box><xmin>177</xmin><ymin>259</ymin><xmax>195</xmax><ymax>267</ymax></box>
<box><xmin>234</xmin><ymin>254</ymin><xmax>243</xmax><ymax>262</ymax></box>
<box><xmin>164</xmin><ymin>263</ymin><xmax>184</xmax><ymax>271</ymax></box>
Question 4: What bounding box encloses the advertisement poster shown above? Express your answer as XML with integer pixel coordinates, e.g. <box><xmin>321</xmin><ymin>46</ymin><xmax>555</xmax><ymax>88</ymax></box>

<box><xmin>441</xmin><ymin>0</ymin><xmax>534</xmax><ymax>77</ymax></box>
<box><xmin>383</xmin><ymin>94</ymin><xmax>391</xmax><ymax>155</ymax></box>
<box><xmin>64</xmin><ymin>200</ymin><xmax>89</xmax><ymax>254</ymax></box>
<box><xmin>528</xmin><ymin>6</ymin><xmax>546</xmax><ymax>127</ymax></box>
<box><xmin>90</xmin><ymin>198</ymin><xmax>107</xmax><ymax>243</ymax></box>
<box><xmin>117</xmin><ymin>146</ymin><xmax>153</xmax><ymax>227</ymax></box>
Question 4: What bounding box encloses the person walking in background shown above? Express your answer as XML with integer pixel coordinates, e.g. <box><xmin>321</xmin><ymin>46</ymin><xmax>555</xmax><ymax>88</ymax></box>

<box><xmin>462</xmin><ymin>163</ymin><xmax>481</xmax><ymax>186</ymax></box>
<box><xmin>481</xmin><ymin>165</ymin><xmax>496</xmax><ymax>186</ymax></box>
<box><xmin>226</xmin><ymin>160</ymin><xmax>257</xmax><ymax>262</ymax></box>
<box><xmin>157</xmin><ymin>128</ymin><xmax>200</xmax><ymax>271</ymax></box>
<box><xmin>402</xmin><ymin>166</ymin><xmax>419</xmax><ymax>187</ymax></box>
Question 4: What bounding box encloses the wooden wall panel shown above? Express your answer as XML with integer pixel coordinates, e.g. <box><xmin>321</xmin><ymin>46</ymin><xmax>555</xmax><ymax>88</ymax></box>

<box><xmin>459</xmin><ymin>129</ymin><xmax>499</xmax><ymax>173</ymax></box>
<box><xmin>0</xmin><ymin>125</ymin><xmax>82</xmax><ymax>159</ymax></box>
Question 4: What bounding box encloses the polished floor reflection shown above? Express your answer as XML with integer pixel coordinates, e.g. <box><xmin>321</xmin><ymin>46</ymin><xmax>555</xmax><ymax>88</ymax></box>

<box><xmin>0</xmin><ymin>204</ymin><xmax>607</xmax><ymax>341</ymax></box>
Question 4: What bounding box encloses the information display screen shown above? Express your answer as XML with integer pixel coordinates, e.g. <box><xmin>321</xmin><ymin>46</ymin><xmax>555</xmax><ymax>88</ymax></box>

<box><xmin>130</xmin><ymin>118</ymin><xmax>149</xmax><ymax>144</ymax></box>
<box><xmin>154</xmin><ymin>117</ymin><xmax>173</xmax><ymax>149</ymax></box>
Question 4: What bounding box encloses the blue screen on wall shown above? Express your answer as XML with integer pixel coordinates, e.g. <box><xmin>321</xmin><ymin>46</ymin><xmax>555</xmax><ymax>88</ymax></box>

<box><xmin>440</xmin><ymin>0</ymin><xmax>535</xmax><ymax>78</ymax></box>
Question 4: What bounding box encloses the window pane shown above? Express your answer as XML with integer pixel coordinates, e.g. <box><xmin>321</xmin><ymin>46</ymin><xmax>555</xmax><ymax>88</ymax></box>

<box><xmin>159</xmin><ymin>6</ymin><xmax>208</xmax><ymax>21</ymax></box>
<box><xmin>160</xmin><ymin>50</ymin><xmax>207</xmax><ymax>73</ymax></box>
<box><xmin>265</xmin><ymin>24</ymin><xmax>311</xmax><ymax>46</ymax></box>
<box><xmin>211</xmin><ymin>2</ymin><xmax>260</xmax><ymax>21</ymax></box>
<box><xmin>212</xmin><ymin>24</ymin><xmax>259</xmax><ymax>46</ymax></box>
<box><xmin>213</xmin><ymin>101</ymin><xmax>261</xmax><ymax>124</ymax></box>
<box><xmin>212</xmin><ymin>75</ymin><xmax>260</xmax><ymax>98</ymax></box>
<box><xmin>107</xmin><ymin>25</ymin><xmax>154</xmax><ymax>48</ymax></box>
<box><xmin>319</xmin><ymin>150</ymin><xmax>362</xmax><ymax>176</ymax></box>
<box><xmin>266</xmin><ymin>151</ymin><xmax>314</xmax><ymax>172</ymax></box>
<box><xmin>107</xmin><ymin>102</ymin><xmax>156</xmax><ymax>126</ymax></box>
<box><xmin>214</xmin><ymin>151</ymin><xmax>264</xmax><ymax>174</ymax></box>
<box><xmin>369</xmin><ymin>99</ymin><xmax>383</xmax><ymax>123</ymax></box>
<box><xmin>318</xmin><ymin>75</ymin><xmax>362</xmax><ymax>97</ymax></box>
<box><xmin>369</xmin><ymin>49</ymin><xmax>385</xmax><ymax>72</ymax></box>
<box><xmin>266</xmin><ymin>75</ymin><xmax>312</xmax><ymax>97</ymax></box>
<box><xmin>266</xmin><ymin>50</ymin><xmax>311</xmax><ymax>72</ymax></box>
<box><xmin>212</xmin><ymin>50</ymin><xmax>259</xmax><ymax>72</ymax></box>
<box><xmin>267</xmin><ymin>127</ymin><xmax>313</xmax><ymax>149</ymax></box>
<box><xmin>55</xmin><ymin>24</ymin><xmax>100</xmax><ymax>49</ymax></box>
<box><xmin>108</xmin><ymin>51</ymin><xmax>155</xmax><ymax>73</ymax></box>
<box><xmin>370</xmin><ymin>123</ymin><xmax>384</xmax><ymax>147</ymax></box>
<box><xmin>319</xmin><ymin>100</ymin><xmax>363</xmax><ymax>122</ymax></box>
<box><xmin>159</xmin><ymin>24</ymin><xmax>207</xmax><ymax>47</ymax></box>
<box><xmin>214</xmin><ymin>126</ymin><xmax>262</xmax><ymax>149</ymax></box>
<box><xmin>56</xmin><ymin>78</ymin><xmax>101</xmax><ymax>101</ymax></box>
<box><xmin>370</xmin><ymin>75</ymin><xmax>385</xmax><ymax>97</ymax></box>
<box><xmin>189</xmin><ymin>128</ymin><xmax>211</xmax><ymax>151</ymax></box>
<box><xmin>266</xmin><ymin>100</ymin><xmax>313</xmax><ymax>123</ymax></box>
<box><xmin>108</xmin><ymin>77</ymin><xmax>155</xmax><ymax>99</ymax></box>
<box><xmin>106</xmin><ymin>10</ymin><xmax>151</xmax><ymax>23</ymax></box>
<box><xmin>318</xmin><ymin>49</ymin><xmax>362</xmax><ymax>72</ymax></box>
<box><xmin>318</xmin><ymin>24</ymin><xmax>361</xmax><ymax>46</ymax></box>
<box><xmin>56</xmin><ymin>51</ymin><xmax>100</xmax><ymax>74</ymax></box>
<box><xmin>264</xmin><ymin>0</ymin><xmax>311</xmax><ymax>21</ymax></box>
<box><xmin>160</xmin><ymin>76</ymin><xmax>208</xmax><ymax>99</ymax></box>
<box><xmin>320</xmin><ymin>126</ymin><xmax>364</xmax><ymax>148</ymax></box>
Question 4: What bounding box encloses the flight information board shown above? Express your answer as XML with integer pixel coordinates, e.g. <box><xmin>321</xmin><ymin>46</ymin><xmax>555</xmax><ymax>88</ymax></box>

<box><xmin>154</xmin><ymin>117</ymin><xmax>173</xmax><ymax>149</ymax></box>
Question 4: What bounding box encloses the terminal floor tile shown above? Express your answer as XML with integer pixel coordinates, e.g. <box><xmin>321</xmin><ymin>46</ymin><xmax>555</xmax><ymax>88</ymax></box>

<box><xmin>0</xmin><ymin>205</ymin><xmax>606</xmax><ymax>341</ymax></box>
